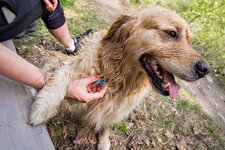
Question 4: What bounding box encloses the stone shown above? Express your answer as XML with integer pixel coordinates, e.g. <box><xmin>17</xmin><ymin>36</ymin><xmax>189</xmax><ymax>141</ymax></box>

<box><xmin>206</xmin><ymin>75</ymin><xmax>213</xmax><ymax>83</ymax></box>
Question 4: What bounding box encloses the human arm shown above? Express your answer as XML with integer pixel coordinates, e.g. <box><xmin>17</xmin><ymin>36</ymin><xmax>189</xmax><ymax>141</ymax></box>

<box><xmin>0</xmin><ymin>43</ymin><xmax>107</xmax><ymax>102</ymax></box>
<box><xmin>0</xmin><ymin>43</ymin><xmax>47</xmax><ymax>89</ymax></box>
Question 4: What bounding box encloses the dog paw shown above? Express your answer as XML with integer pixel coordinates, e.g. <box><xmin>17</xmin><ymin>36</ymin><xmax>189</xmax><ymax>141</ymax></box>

<box><xmin>29</xmin><ymin>98</ymin><xmax>58</xmax><ymax>126</ymax></box>
<box><xmin>29</xmin><ymin>103</ymin><xmax>49</xmax><ymax>126</ymax></box>
<box><xmin>97</xmin><ymin>138</ymin><xmax>111</xmax><ymax>150</ymax></box>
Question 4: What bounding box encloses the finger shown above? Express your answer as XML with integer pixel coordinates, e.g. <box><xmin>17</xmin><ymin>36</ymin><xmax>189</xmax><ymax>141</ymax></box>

<box><xmin>96</xmin><ymin>86</ymin><xmax>101</xmax><ymax>92</ymax></box>
<box><xmin>87</xmin><ymin>87</ymin><xmax>92</xmax><ymax>93</ymax></box>
<box><xmin>81</xmin><ymin>92</ymin><xmax>101</xmax><ymax>103</ymax></box>
<box><xmin>44</xmin><ymin>0</ymin><xmax>54</xmax><ymax>11</ymax></box>
<box><xmin>90</xmin><ymin>93</ymin><xmax>104</xmax><ymax>100</ymax></box>
<box><xmin>44</xmin><ymin>0</ymin><xmax>53</xmax><ymax>7</ymax></box>
<box><xmin>97</xmin><ymin>85</ymin><xmax>103</xmax><ymax>92</ymax></box>
<box><xmin>84</xmin><ymin>74</ymin><xmax>100</xmax><ymax>84</ymax></box>
<box><xmin>86</xmin><ymin>85</ymin><xmax>107</xmax><ymax>102</ymax></box>
<box><xmin>51</xmin><ymin>0</ymin><xmax>58</xmax><ymax>11</ymax></box>
<box><xmin>87</xmin><ymin>84</ymin><xmax>97</xmax><ymax>92</ymax></box>
<box><xmin>93</xmin><ymin>86</ymin><xmax>98</xmax><ymax>92</ymax></box>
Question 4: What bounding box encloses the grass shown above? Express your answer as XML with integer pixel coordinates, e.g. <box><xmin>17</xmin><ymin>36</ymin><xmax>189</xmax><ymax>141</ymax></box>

<box><xmin>143</xmin><ymin>92</ymin><xmax>225</xmax><ymax>149</ymax></box>
<box><xmin>15</xmin><ymin>0</ymin><xmax>109</xmax><ymax>63</ymax></box>
<box><xmin>31</xmin><ymin>0</ymin><xmax>108</xmax><ymax>44</ymax></box>
<box><xmin>176</xmin><ymin>99</ymin><xmax>202</xmax><ymax>114</ymax></box>
<box><xmin>14</xmin><ymin>36</ymin><xmax>40</xmax><ymax>55</ymax></box>
<box><xmin>112</xmin><ymin>122</ymin><xmax>128</xmax><ymax>133</ymax></box>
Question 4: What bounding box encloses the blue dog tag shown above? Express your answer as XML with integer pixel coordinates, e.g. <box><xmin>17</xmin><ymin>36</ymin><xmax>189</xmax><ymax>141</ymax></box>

<box><xmin>94</xmin><ymin>79</ymin><xmax>106</xmax><ymax>87</ymax></box>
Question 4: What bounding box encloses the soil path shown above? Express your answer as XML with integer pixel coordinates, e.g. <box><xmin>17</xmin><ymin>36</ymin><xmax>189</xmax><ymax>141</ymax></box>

<box><xmin>92</xmin><ymin>0</ymin><xmax>124</xmax><ymax>19</ymax></box>
<box><xmin>178</xmin><ymin>76</ymin><xmax>225</xmax><ymax>131</ymax></box>
<box><xmin>92</xmin><ymin>0</ymin><xmax>225</xmax><ymax>131</ymax></box>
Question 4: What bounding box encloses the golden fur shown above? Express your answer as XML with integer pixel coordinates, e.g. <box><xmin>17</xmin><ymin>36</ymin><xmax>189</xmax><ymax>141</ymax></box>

<box><xmin>30</xmin><ymin>7</ymin><xmax>209</xmax><ymax>150</ymax></box>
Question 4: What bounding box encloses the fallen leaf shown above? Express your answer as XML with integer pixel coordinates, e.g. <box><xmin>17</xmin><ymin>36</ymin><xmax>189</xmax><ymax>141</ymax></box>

<box><xmin>165</xmin><ymin>131</ymin><xmax>175</xmax><ymax>139</ymax></box>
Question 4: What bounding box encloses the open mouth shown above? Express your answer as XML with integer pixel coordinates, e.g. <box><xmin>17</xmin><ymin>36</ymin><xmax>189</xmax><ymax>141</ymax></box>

<box><xmin>139</xmin><ymin>54</ymin><xmax>180</xmax><ymax>99</ymax></box>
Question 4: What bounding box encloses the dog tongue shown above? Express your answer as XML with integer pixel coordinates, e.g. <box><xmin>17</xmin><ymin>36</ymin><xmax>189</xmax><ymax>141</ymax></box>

<box><xmin>164</xmin><ymin>72</ymin><xmax>180</xmax><ymax>99</ymax></box>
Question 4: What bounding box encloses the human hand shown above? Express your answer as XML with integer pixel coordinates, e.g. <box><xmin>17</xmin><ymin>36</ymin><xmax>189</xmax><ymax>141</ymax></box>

<box><xmin>43</xmin><ymin>0</ymin><xmax>58</xmax><ymax>11</ymax></box>
<box><xmin>67</xmin><ymin>75</ymin><xmax>107</xmax><ymax>103</ymax></box>
<box><xmin>87</xmin><ymin>79</ymin><xmax>106</xmax><ymax>93</ymax></box>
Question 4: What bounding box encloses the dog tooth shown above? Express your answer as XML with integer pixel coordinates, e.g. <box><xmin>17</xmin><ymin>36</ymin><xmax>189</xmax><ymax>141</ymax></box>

<box><xmin>162</xmin><ymin>82</ymin><xmax>170</xmax><ymax>88</ymax></box>
<box><xmin>156</xmin><ymin>71</ymin><xmax>160</xmax><ymax>76</ymax></box>
<box><xmin>159</xmin><ymin>75</ymin><xmax>163</xmax><ymax>79</ymax></box>
<box><xmin>165</xmin><ymin>82</ymin><xmax>170</xmax><ymax>88</ymax></box>
<box><xmin>152</xmin><ymin>65</ymin><xmax>158</xmax><ymax>71</ymax></box>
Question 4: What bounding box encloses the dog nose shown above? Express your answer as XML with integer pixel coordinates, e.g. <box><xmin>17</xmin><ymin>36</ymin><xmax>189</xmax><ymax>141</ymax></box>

<box><xmin>195</xmin><ymin>60</ymin><xmax>210</xmax><ymax>77</ymax></box>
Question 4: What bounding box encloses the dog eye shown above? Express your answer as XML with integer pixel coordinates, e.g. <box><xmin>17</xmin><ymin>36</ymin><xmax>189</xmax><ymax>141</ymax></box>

<box><xmin>168</xmin><ymin>31</ymin><xmax>178</xmax><ymax>39</ymax></box>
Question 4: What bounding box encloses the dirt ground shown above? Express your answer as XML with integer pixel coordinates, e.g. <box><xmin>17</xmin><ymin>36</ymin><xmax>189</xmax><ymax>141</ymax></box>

<box><xmin>178</xmin><ymin>77</ymin><xmax>225</xmax><ymax>131</ymax></box>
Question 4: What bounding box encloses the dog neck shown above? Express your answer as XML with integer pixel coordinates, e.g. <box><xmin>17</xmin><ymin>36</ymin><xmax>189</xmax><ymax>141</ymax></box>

<box><xmin>98</xmin><ymin>41</ymin><xmax>147</xmax><ymax>96</ymax></box>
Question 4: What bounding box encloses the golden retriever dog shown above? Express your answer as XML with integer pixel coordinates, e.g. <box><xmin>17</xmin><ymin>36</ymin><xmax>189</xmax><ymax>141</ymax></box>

<box><xmin>30</xmin><ymin>7</ymin><xmax>210</xmax><ymax>149</ymax></box>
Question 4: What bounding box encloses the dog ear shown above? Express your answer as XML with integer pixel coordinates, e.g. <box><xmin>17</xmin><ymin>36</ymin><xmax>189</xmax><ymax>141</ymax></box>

<box><xmin>103</xmin><ymin>15</ymin><xmax>135</xmax><ymax>44</ymax></box>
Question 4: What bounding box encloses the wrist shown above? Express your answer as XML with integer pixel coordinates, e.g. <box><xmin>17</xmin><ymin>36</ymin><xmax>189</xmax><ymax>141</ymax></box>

<box><xmin>35</xmin><ymin>71</ymin><xmax>49</xmax><ymax>90</ymax></box>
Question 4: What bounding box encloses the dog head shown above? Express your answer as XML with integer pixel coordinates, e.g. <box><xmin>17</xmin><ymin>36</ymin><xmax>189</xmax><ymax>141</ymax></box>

<box><xmin>102</xmin><ymin>7</ymin><xmax>210</xmax><ymax>98</ymax></box>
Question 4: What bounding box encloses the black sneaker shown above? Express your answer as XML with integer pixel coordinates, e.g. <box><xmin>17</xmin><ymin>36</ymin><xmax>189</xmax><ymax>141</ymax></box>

<box><xmin>75</xmin><ymin>29</ymin><xmax>94</xmax><ymax>43</ymax></box>
<box><xmin>65</xmin><ymin>29</ymin><xmax>94</xmax><ymax>55</ymax></box>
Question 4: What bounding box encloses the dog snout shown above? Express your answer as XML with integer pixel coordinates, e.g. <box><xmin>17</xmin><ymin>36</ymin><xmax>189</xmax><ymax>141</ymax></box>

<box><xmin>195</xmin><ymin>60</ymin><xmax>210</xmax><ymax>78</ymax></box>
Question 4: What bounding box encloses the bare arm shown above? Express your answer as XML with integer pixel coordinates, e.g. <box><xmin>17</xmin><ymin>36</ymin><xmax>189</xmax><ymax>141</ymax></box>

<box><xmin>0</xmin><ymin>43</ymin><xmax>47</xmax><ymax>89</ymax></box>
<box><xmin>0</xmin><ymin>43</ymin><xmax>107</xmax><ymax>102</ymax></box>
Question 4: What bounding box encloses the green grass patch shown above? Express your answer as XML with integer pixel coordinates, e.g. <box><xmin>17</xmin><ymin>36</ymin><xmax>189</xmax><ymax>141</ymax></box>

<box><xmin>47</xmin><ymin>119</ymin><xmax>64</xmax><ymax>147</ymax></box>
<box><xmin>62</xmin><ymin>0</ymin><xmax>108</xmax><ymax>35</ymax></box>
<box><xmin>130</xmin><ymin>0</ymin><xmax>142</xmax><ymax>5</ymax></box>
<box><xmin>160</xmin><ymin>96</ymin><xmax>173</xmax><ymax>104</ymax></box>
<box><xmin>60</xmin><ymin>0</ymin><xmax>74</xmax><ymax>7</ymax></box>
<box><xmin>176</xmin><ymin>99</ymin><xmax>202</xmax><ymax>114</ymax></box>
<box><xmin>112</xmin><ymin>122</ymin><xmax>128</xmax><ymax>133</ymax></box>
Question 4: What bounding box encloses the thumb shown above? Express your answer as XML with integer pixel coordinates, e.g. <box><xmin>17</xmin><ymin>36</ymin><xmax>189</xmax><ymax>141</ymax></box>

<box><xmin>44</xmin><ymin>0</ymin><xmax>53</xmax><ymax>10</ymax></box>
<box><xmin>84</xmin><ymin>74</ymin><xmax>100</xmax><ymax>84</ymax></box>
<box><xmin>44</xmin><ymin>0</ymin><xmax>53</xmax><ymax>6</ymax></box>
